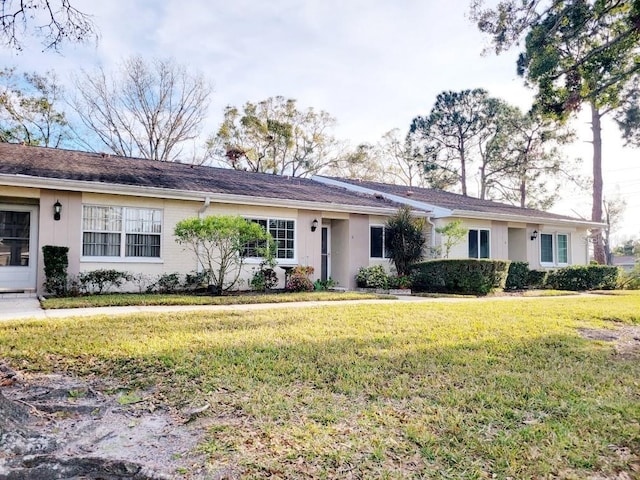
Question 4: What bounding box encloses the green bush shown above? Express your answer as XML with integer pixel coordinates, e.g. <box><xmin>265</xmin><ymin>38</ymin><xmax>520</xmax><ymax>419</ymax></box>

<box><xmin>545</xmin><ymin>265</ymin><xmax>619</xmax><ymax>291</ymax></box>
<box><xmin>409</xmin><ymin>259</ymin><xmax>511</xmax><ymax>295</ymax></box>
<box><xmin>183</xmin><ymin>270</ymin><xmax>208</xmax><ymax>291</ymax></box>
<box><xmin>77</xmin><ymin>269</ymin><xmax>132</xmax><ymax>295</ymax></box>
<box><xmin>355</xmin><ymin>265</ymin><xmax>389</xmax><ymax>289</ymax></box>
<box><xmin>42</xmin><ymin>245</ymin><xmax>69</xmax><ymax>296</ymax></box>
<box><xmin>505</xmin><ymin>261</ymin><xmax>529</xmax><ymax>290</ymax></box>
<box><xmin>286</xmin><ymin>266</ymin><xmax>314</xmax><ymax>292</ymax></box>
<box><xmin>527</xmin><ymin>269</ymin><xmax>548</xmax><ymax>288</ymax></box>
<box><xmin>148</xmin><ymin>272</ymin><xmax>182</xmax><ymax>294</ymax></box>
<box><xmin>250</xmin><ymin>268</ymin><xmax>279</xmax><ymax>292</ymax></box>
<box><xmin>618</xmin><ymin>264</ymin><xmax>640</xmax><ymax>290</ymax></box>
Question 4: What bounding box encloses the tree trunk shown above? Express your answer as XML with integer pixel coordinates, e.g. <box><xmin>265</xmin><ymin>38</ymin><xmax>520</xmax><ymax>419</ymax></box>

<box><xmin>590</xmin><ymin>102</ymin><xmax>606</xmax><ymax>264</ymax></box>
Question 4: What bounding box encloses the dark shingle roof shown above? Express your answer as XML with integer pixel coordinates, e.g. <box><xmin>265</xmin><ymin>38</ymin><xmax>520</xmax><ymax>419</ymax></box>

<box><xmin>0</xmin><ymin>143</ymin><xmax>400</xmax><ymax>210</ymax></box>
<box><xmin>326</xmin><ymin>177</ymin><xmax>590</xmax><ymax>223</ymax></box>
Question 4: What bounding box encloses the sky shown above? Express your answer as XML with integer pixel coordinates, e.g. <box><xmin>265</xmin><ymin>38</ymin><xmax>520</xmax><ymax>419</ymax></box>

<box><xmin>1</xmin><ymin>0</ymin><xmax>639</xmax><ymax>243</ymax></box>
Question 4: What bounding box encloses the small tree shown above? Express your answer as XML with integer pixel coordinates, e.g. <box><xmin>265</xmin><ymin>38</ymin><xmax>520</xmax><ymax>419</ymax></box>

<box><xmin>385</xmin><ymin>206</ymin><xmax>426</xmax><ymax>276</ymax></box>
<box><xmin>435</xmin><ymin>220</ymin><xmax>468</xmax><ymax>258</ymax></box>
<box><xmin>174</xmin><ymin>215</ymin><xmax>271</xmax><ymax>293</ymax></box>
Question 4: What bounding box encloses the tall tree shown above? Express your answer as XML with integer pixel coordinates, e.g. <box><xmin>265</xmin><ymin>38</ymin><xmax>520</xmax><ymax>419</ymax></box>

<box><xmin>471</xmin><ymin>0</ymin><xmax>640</xmax><ymax>263</ymax></box>
<box><xmin>602</xmin><ymin>196</ymin><xmax>627</xmax><ymax>264</ymax></box>
<box><xmin>209</xmin><ymin>96</ymin><xmax>341</xmax><ymax>177</ymax></box>
<box><xmin>0</xmin><ymin>67</ymin><xmax>70</xmax><ymax>146</ymax></box>
<box><xmin>0</xmin><ymin>0</ymin><xmax>96</xmax><ymax>51</ymax></box>
<box><xmin>484</xmin><ymin>109</ymin><xmax>577</xmax><ymax>209</ymax></box>
<box><xmin>71</xmin><ymin>56</ymin><xmax>212</xmax><ymax>162</ymax></box>
<box><xmin>409</xmin><ymin>89</ymin><xmax>493</xmax><ymax>195</ymax></box>
<box><xmin>377</xmin><ymin>129</ymin><xmax>427</xmax><ymax>187</ymax></box>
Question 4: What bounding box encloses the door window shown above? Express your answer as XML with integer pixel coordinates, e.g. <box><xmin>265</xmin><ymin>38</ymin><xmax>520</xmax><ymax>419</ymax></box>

<box><xmin>0</xmin><ymin>211</ymin><xmax>30</xmax><ymax>266</ymax></box>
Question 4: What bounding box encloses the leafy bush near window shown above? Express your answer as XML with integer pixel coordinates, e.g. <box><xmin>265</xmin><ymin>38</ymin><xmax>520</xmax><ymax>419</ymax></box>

<box><xmin>286</xmin><ymin>266</ymin><xmax>314</xmax><ymax>292</ymax></box>
<box><xmin>146</xmin><ymin>273</ymin><xmax>181</xmax><ymax>294</ymax></box>
<box><xmin>183</xmin><ymin>270</ymin><xmax>208</xmax><ymax>292</ymax></box>
<box><xmin>174</xmin><ymin>215</ymin><xmax>272</xmax><ymax>293</ymax></box>
<box><xmin>545</xmin><ymin>265</ymin><xmax>619</xmax><ymax>291</ymax></box>
<box><xmin>250</xmin><ymin>268</ymin><xmax>279</xmax><ymax>292</ymax></box>
<box><xmin>409</xmin><ymin>259</ymin><xmax>511</xmax><ymax>295</ymax></box>
<box><xmin>505</xmin><ymin>261</ymin><xmax>529</xmax><ymax>290</ymax></box>
<box><xmin>356</xmin><ymin>265</ymin><xmax>389</xmax><ymax>289</ymax></box>
<box><xmin>42</xmin><ymin>245</ymin><xmax>69</xmax><ymax>297</ymax></box>
<box><xmin>313</xmin><ymin>278</ymin><xmax>337</xmax><ymax>291</ymax></box>
<box><xmin>74</xmin><ymin>269</ymin><xmax>132</xmax><ymax>295</ymax></box>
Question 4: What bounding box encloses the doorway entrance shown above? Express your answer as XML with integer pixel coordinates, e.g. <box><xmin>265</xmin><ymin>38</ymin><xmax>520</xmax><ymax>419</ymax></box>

<box><xmin>0</xmin><ymin>205</ymin><xmax>38</xmax><ymax>290</ymax></box>
<box><xmin>321</xmin><ymin>226</ymin><xmax>331</xmax><ymax>281</ymax></box>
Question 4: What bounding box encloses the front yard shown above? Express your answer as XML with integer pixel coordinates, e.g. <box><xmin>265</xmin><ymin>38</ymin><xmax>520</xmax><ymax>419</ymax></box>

<box><xmin>1</xmin><ymin>293</ymin><xmax>639</xmax><ymax>478</ymax></box>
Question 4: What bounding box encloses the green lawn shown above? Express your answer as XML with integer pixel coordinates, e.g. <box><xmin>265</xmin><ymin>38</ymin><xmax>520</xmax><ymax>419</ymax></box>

<box><xmin>41</xmin><ymin>290</ymin><xmax>389</xmax><ymax>309</ymax></box>
<box><xmin>2</xmin><ymin>293</ymin><xmax>639</xmax><ymax>478</ymax></box>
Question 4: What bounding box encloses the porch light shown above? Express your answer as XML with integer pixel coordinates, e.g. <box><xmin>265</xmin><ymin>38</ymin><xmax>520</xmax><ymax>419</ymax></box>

<box><xmin>530</xmin><ymin>229</ymin><xmax>538</xmax><ymax>241</ymax></box>
<box><xmin>311</xmin><ymin>218</ymin><xmax>319</xmax><ymax>232</ymax></box>
<box><xmin>53</xmin><ymin>200</ymin><xmax>62</xmax><ymax>221</ymax></box>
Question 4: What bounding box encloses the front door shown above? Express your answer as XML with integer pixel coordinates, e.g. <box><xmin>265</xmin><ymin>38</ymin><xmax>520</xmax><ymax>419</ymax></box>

<box><xmin>321</xmin><ymin>226</ymin><xmax>330</xmax><ymax>281</ymax></box>
<box><xmin>0</xmin><ymin>205</ymin><xmax>38</xmax><ymax>290</ymax></box>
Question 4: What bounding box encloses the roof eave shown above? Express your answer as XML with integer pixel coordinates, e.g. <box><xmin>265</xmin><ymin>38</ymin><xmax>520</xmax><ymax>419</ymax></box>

<box><xmin>450</xmin><ymin>209</ymin><xmax>604</xmax><ymax>228</ymax></box>
<box><xmin>1</xmin><ymin>174</ymin><xmax>402</xmax><ymax>216</ymax></box>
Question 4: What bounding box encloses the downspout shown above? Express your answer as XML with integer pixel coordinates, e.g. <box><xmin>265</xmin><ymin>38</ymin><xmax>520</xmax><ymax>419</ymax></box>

<box><xmin>198</xmin><ymin>196</ymin><xmax>211</xmax><ymax>217</ymax></box>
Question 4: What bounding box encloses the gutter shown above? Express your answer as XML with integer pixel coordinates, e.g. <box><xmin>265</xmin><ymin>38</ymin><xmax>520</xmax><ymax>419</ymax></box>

<box><xmin>449</xmin><ymin>209</ymin><xmax>605</xmax><ymax>229</ymax></box>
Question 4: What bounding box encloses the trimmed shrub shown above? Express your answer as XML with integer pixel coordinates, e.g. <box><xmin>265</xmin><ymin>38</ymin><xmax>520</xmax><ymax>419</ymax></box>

<box><xmin>505</xmin><ymin>261</ymin><xmax>529</xmax><ymax>290</ymax></box>
<box><xmin>42</xmin><ymin>245</ymin><xmax>69</xmax><ymax>296</ymax></box>
<box><xmin>286</xmin><ymin>266</ymin><xmax>314</xmax><ymax>292</ymax></box>
<box><xmin>527</xmin><ymin>269</ymin><xmax>548</xmax><ymax>288</ymax></box>
<box><xmin>409</xmin><ymin>259</ymin><xmax>511</xmax><ymax>295</ymax></box>
<box><xmin>545</xmin><ymin>265</ymin><xmax>619</xmax><ymax>291</ymax></box>
<box><xmin>150</xmin><ymin>272</ymin><xmax>181</xmax><ymax>294</ymax></box>
<box><xmin>355</xmin><ymin>265</ymin><xmax>389</xmax><ymax>289</ymax></box>
<box><xmin>78</xmin><ymin>269</ymin><xmax>132</xmax><ymax>295</ymax></box>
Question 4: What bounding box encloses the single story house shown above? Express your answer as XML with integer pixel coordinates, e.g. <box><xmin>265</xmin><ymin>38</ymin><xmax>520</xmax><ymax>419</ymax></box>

<box><xmin>0</xmin><ymin>143</ymin><xmax>600</xmax><ymax>294</ymax></box>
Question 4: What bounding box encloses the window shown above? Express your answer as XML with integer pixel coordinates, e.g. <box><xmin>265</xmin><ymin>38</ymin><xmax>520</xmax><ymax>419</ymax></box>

<box><xmin>370</xmin><ymin>226</ymin><xmax>391</xmax><ymax>258</ymax></box>
<box><xmin>245</xmin><ymin>218</ymin><xmax>295</xmax><ymax>260</ymax></box>
<box><xmin>540</xmin><ymin>233</ymin><xmax>569</xmax><ymax>266</ymax></box>
<box><xmin>468</xmin><ymin>229</ymin><xmax>490</xmax><ymax>259</ymax></box>
<box><xmin>82</xmin><ymin>205</ymin><xmax>161</xmax><ymax>258</ymax></box>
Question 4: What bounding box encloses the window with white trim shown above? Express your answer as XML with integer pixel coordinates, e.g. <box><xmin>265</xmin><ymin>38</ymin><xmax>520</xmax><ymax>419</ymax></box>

<box><xmin>468</xmin><ymin>229</ymin><xmax>490</xmax><ymax>259</ymax></box>
<box><xmin>370</xmin><ymin>225</ymin><xmax>392</xmax><ymax>258</ymax></box>
<box><xmin>82</xmin><ymin>205</ymin><xmax>162</xmax><ymax>258</ymax></box>
<box><xmin>540</xmin><ymin>233</ymin><xmax>569</xmax><ymax>266</ymax></box>
<box><xmin>245</xmin><ymin>218</ymin><xmax>296</xmax><ymax>260</ymax></box>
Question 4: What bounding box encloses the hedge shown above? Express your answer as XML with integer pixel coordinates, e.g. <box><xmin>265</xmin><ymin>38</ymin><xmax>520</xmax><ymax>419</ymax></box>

<box><xmin>42</xmin><ymin>245</ymin><xmax>69</xmax><ymax>296</ymax></box>
<box><xmin>505</xmin><ymin>261</ymin><xmax>529</xmax><ymax>290</ymax></box>
<box><xmin>545</xmin><ymin>265</ymin><xmax>619</xmax><ymax>291</ymax></box>
<box><xmin>409</xmin><ymin>259</ymin><xmax>511</xmax><ymax>295</ymax></box>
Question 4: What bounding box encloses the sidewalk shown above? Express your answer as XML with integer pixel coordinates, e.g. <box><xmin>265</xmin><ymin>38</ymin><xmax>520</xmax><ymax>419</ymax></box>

<box><xmin>1</xmin><ymin>296</ymin><xmax>433</xmax><ymax>321</ymax></box>
<box><xmin>0</xmin><ymin>292</ymin><xmax>592</xmax><ymax>322</ymax></box>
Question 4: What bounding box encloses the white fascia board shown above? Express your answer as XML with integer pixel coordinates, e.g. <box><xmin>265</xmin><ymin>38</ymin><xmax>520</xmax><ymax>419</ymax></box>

<box><xmin>450</xmin><ymin>209</ymin><xmax>604</xmax><ymax>229</ymax></box>
<box><xmin>1</xmin><ymin>174</ymin><xmax>401</xmax><ymax>217</ymax></box>
<box><xmin>312</xmin><ymin>176</ymin><xmax>445</xmax><ymax>216</ymax></box>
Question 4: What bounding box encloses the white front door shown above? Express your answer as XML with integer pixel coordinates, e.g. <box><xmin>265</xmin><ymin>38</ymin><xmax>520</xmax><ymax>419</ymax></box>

<box><xmin>0</xmin><ymin>205</ymin><xmax>38</xmax><ymax>290</ymax></box>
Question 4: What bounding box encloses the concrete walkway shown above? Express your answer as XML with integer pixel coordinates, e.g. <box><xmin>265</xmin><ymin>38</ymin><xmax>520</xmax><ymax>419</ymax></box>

<box><xmin>0</xmin><ymin>292</ymin><xmax>590</xmax><ymax>322</ymax></box>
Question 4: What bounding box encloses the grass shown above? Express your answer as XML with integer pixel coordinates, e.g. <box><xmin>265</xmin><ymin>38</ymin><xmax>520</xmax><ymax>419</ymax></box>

<box><xmin>2</xmin><ymin>292</ymin><xmax>640</xmax><ymax>478</ymax></box>
<box><xmin>41</xmin><ymin>290</ymin><xmax>389</xmax><ymax>309</ymax></box>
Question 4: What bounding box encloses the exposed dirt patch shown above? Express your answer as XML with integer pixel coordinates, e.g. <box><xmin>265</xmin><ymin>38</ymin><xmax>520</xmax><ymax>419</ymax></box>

<box><xmin>0</xmin><ymin>365</ymin><xmax>217</xmax><ymax>479</ymax></box>
<box><xmin>578</xmin><ymin>325</ymin><xmax>640</xmax><ymax>359</ymax></box>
